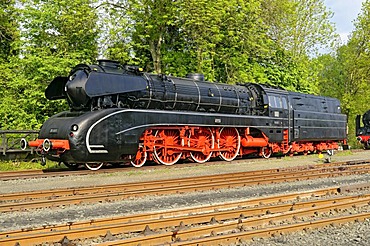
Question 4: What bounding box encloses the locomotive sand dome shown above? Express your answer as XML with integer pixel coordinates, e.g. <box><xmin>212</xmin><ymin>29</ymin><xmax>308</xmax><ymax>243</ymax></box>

<box><xmin>23</xmin><ymin>60</ymin><xmax>347</xmax><ymax>170</ymax></box>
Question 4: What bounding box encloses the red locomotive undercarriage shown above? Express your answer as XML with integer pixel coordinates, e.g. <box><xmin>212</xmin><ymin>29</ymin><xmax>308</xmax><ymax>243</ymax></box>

<box><xmin>127</xmin><ymin>126</ymin><xmax>340</xmax><ymax>167</ymax></box>
<box><xmin>27</xmin><ymin>126</ymin><xmax>340</xmax><ymax>168</ymax></box>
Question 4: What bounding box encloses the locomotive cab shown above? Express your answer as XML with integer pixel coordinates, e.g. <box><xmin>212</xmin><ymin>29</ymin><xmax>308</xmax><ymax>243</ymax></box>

<box><xmin>263</xmin><ymin>88</ymin><xmax>290</xmax><ymax>143</ymax></box>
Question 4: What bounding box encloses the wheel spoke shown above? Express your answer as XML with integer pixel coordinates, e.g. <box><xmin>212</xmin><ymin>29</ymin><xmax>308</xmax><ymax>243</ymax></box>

<box><xmin>189</xmin><ymin>127</ymin><xmax>214</xmax><ymax>163</ymax></box>
<box><xmin>153</xmin><ymin>129</ymin><xmax>182</xmax><ymax>165</ymax></box>
<box><xmin>218</xmin><ymin>127</ymin><xmax>240</xmax><ymax>161</ymax></box>
<box><xmin>261</xmin><ymin>146</ymin><xmax>272</xmax><ymax>158</ymax></box>
<box><xmin>131</xmin><ymin>146</ymin><xmax>147</xmax><ymax>168</ymax></box>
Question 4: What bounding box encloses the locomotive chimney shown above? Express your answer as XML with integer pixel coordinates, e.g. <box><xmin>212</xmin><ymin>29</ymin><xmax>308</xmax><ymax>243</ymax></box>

<box><xmin>186</xmin><ymin>73</ymin><xmax>205</xmax><ymax>81</ymax></box>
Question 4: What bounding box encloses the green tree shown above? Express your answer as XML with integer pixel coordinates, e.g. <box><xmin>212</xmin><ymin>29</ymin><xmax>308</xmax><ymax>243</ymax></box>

<box><xmin>261</xmin><ymin>0</ymin><xmax>338</xmax><ymax>93</ymax></box>
<box><xmin>172</xmin><ymin>0</ymin><xmax>272</xmax><ymax>83</ymax></box>
<box><xmin>101</xmin><ymin>1</ymin><xmax>133</xmax><ymax>65</ymax></box>
<box><xmin>0</xmin><ymin>0</ymin><xmax>100</xmax><ymax>129</ymax></box>
<box><xmin>103</xmin><ymin>0</ymin><xmax>177</xmax><ymax>73</ymax></box>
<box><xmin>316</xmin><ymin>0</ymin><xmax>370</xmax><ymax>146</ymax></box>
<box><xmin>262</xmin><ymin>0</ymin><xmax>338</xmax><ymax>59</ymax></box>
<box><xmin>109</xmin><ymin>0</ymin><xmax>335</xmax><ymax>91</ymax></box>
<box><xmin>0</xmin><ymin>0</ymin><xmax>22</xmax><ymax>129</ymax></box>
<box><xmin>0</xmin><ymin>0</ymin><xmax>18</xmax><ymax>61</ymax></box>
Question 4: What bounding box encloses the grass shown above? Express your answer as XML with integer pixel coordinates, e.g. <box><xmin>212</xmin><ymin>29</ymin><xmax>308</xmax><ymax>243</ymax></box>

<box><xmin>0</xmin><ymin>159</ymin><xmax>62</xmax><ymax>171</ymax></box>
<box><xmin>334</xmin><ymin>149</ymin><xmax>354</xmax><ymax>156</ymax></box>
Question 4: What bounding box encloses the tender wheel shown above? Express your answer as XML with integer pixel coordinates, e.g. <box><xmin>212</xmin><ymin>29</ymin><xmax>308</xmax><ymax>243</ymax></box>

<box><xmin>131</xmin><ymin>146</ymin><xmax>147</xmax><ymax>168</ymax></box>
<box><xmin>261</xmin><ymin>146</ymin><xmax>272</xmax><ymax>158</ymax></box>
<box><xmin>85</xmin><ymin>162</ymin><xmax>104</xmax><ymax>171</ymax></box>
<box><xmin>189</xmin><ymin>127</ymin><xmax>214</xmax><ymax>163</ymax></box>
<box><xmin>218</xmin><ymin>127</ymin><xmax>240</xmax><ymax>161</ymax></box>
<box><xmin>153</xmin><ymin>129</ymin><xmax>182</xmax><ymax>165</ymax></box>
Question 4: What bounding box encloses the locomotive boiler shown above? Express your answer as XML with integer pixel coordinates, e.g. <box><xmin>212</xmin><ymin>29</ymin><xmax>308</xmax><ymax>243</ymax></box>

<box><xmin>22</xmin><ymin>60</ymin><xmax>347</xmax><ymax>170</ymax></box>
<box><xmin>356</xmin><ymin>110</ymin><xmax>370</xmax><ymax>149</ymax></box>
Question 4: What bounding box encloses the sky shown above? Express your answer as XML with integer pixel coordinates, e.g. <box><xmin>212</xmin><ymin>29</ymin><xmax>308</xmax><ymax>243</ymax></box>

<box><xmin>324</xmin><ymin>0</ymin><xmax>366</xmax><ymax>43</ymax></box>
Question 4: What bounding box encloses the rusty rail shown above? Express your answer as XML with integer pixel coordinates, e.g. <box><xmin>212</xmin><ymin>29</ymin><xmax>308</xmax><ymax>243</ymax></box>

<box><xmin>1</xmin><ymin>163</ymin><xmax>370</xmax><ymax>213</ymax></box>
<box><xmin>1</xmin><ymin>185</ymin><xmax>369</xmax><ymax>246</ymax></box>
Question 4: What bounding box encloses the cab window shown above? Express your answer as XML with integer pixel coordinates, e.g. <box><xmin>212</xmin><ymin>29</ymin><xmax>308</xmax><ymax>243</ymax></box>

<box><xmin>269</xmin><ymin>95</ymin><xmax>283</xmax><ymax>108</ymax></box>
<box><xmin>282</xmin><ymin>97</ymin><xmax>288</xmax><ymax>109</ymax></box>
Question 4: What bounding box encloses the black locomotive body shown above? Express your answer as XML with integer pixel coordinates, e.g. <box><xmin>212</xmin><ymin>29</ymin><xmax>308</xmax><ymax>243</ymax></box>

<box><xmin>24</xmin><ymin>60</ymin><xmax>347</xmax><ymax>170</ymax></box>
<box><xmin>356</xmin><ymin>110</ymin><xmax>370</xmax><ymax>149</ymax></box>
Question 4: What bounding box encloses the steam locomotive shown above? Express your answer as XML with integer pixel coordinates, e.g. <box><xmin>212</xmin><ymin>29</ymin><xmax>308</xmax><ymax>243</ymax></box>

<box><xmin>22</xmin><ymin>60</ymin><xmax>347</xmax><ymax>170</ymax></box>
<box><xmin>356</xmin><ymin>110</ymin><xmax>370</xmax><ymax>149</ymax></box>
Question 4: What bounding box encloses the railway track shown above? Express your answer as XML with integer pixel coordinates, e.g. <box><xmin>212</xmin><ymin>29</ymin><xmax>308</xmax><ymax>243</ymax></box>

<box><xmin>0</xmin><ymin>157</ymin><xmax>270</xmax><ymax>181</ymax></box>
<box><xmin>0</xmin><ymin>185</ymin><xmax>369</xmax><ymax>246</ymax></box>
<box><xmin>0</xmin><ymin>167</ymin><xmax>118</xmax><ymax>181</ymax></box>
<box><xmin>1</xmin><ymin>161</ymin><xmax>370</xmax><ymax>213</ymax></box>
<box><xmin>0</xmin><ymin>155</ymin><xmax>368</xmax><ymax>181</ymax></box>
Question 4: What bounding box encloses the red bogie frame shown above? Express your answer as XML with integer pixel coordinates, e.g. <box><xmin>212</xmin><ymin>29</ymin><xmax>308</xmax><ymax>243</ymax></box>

<box><xmin>126</xmin><ymin>126</ymin><xmax>344</xmax><ymax>167</ymax></box>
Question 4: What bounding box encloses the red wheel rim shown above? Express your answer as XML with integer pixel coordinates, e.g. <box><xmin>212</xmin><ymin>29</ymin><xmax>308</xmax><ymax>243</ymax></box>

<box><xmin>153</xmin><ymin>129</ymin><xmax>182</xmax><ymax>165</ymax></box>
<box><xmin>218</xmin><ymin>127</ymin><xmax>240</xmax><ymax>161</ymax></box>
<box><xmin>189</xmin><ymin>127</ymin><xmax>214</xmax><ymax>163</ymax></box>
<box><xmin>131</xmin><ymin>146</ymin><xmax>147</xmax><ymax>167</ymax></box>
<box><xmin>261</xmin><ymin>146</ymin><xmax>272</xmax><ymax>158</ymax></box>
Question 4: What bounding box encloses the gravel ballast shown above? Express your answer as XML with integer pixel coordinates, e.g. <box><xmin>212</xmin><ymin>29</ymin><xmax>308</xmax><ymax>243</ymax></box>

<box><xmin>1</xmin><ymin>150</ymin><xmax>370</xmax><ymax>245</ymax></box>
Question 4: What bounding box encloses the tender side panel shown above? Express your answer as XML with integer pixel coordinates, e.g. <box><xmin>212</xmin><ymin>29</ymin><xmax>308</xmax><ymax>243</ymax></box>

<box><xmin>293</xmin><ymin>110</ymin><xmax>347</xmax><ymax>141</ymax></box>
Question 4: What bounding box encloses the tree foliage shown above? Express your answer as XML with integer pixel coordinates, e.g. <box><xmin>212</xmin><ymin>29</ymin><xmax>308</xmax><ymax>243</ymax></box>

<box><xmin>0</xmin><ymin>0</ymin><xmax>100</xmax><ymax>129</ymax></box>
<box><xmin>261</xmin><ymin>0</ymin><xmax>338</xmax><ymax>93</ymax></box>
<box><xmin>262</xmin><ymin>0</ymin><xmax>338</xmax><ymax>58</ymax></box>
<box><xmin>0</xmin><ymin>0</ymin><xmax>18</xmax><ymax>61</ymax></box>
<box><xmin>0</xmin><ymin>0</ymin><xmax>361</xmax><ymax>147</ymax></box>
<box><xmin>316</xmin><ymin>0</ymin><xmax>370</xmax><ymax>145</ymax></box>
<box><xmin>103</xmin><ymin>0</ymin><xmax>332</xmax><ymax>92</ymax></box>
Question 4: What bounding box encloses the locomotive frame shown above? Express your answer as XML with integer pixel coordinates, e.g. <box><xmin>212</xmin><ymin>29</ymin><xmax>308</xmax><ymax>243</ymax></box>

<box><xmin>23</xmin><ymin>60</ymin><xmax>347</xmax><ymax>170</ymax></box>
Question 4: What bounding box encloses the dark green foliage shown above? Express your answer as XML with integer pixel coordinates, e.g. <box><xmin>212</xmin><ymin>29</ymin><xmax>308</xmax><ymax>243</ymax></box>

<box><xmin>316</xmin><ymin>0</ymin><xmax>370</xmax><ymax>146</ymax></box>
<box><xmin>0</xmin><ymin>0</ymin><xmax>99</xmax><ymax>129</ymax></box>
<box><xmin>0</xmin><ymin>0</ymin><xmax>362</xmax><ymax>148</ymax></box>
<box><xmin>0</xmin><ymin>0</ymin><xmax>18</xmax><ymax>61</ymax></box>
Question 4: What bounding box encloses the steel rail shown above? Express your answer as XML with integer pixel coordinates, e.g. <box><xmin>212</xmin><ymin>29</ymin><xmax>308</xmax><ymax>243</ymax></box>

<box><xmin>1</xmin><ymin>162</ymin><xmax>369</xmax><ymax>202</ymax></box>
<box><xmin>99</xmin><ymin>195</ymin><xmax>370</xmax><ymax>246</ymax></box>
<box><xmin>0</xmin><ymin>158</ymin><xmax>369</xmax><ymax>181</ymax></box>
<box><xmin>2</xmin><ymin>188</ymin><xmax>368</xmax><ymax>246</ymax></box>
<box><xmin>171</xmin><ymin>195</ymin><xmax>370</xmax><ymax>244</ymax></box>
<box><xmin>0</xmin><ymin>187</ymin><xmax>338</xmax><ymax>240</ymax></box>
<box><xmin>1</xmin><ymin>166</ymin><xmax>370</xmax><ymax>212</ymax></box>
<box><xmin>0</xmin><ymin>168</ymin><xmax>282</xmax><ymax>201</ymax></box>
<box><xmin>169</xmin><ymin>213</ymin><xmax>370</xmax><ymax>246</ymax></box>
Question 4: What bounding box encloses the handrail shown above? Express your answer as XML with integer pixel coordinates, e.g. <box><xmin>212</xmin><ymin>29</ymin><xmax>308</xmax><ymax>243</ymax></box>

<box><xmin>0</xmin><ymin>130</ymin><xmax>39</xmax><ymax>157</ymax></box>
